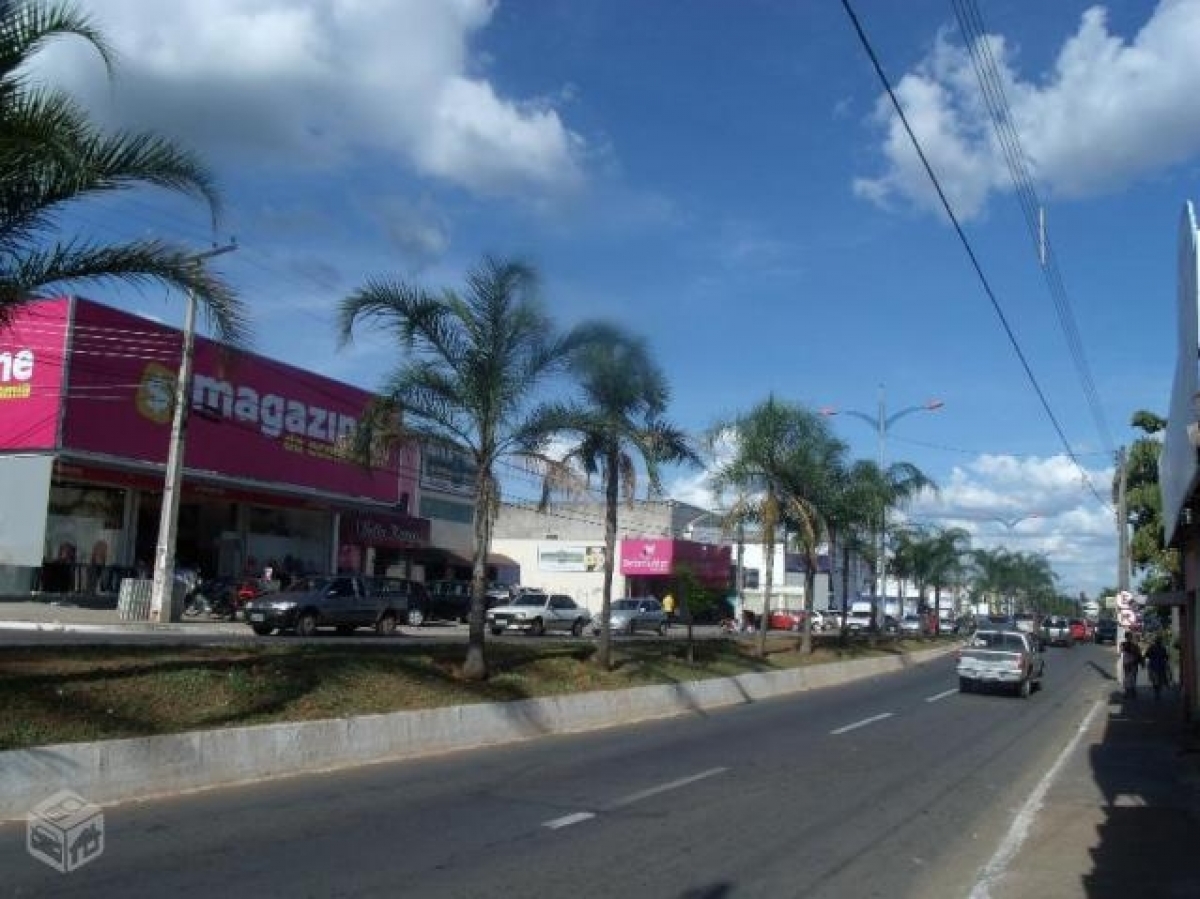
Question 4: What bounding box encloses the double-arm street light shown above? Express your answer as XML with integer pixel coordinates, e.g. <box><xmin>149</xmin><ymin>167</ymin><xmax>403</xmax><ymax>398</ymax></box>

<box><xmin>821</xmin><ymin>385</ymin><xmax>943</xmax><ymax>608</ymax></box>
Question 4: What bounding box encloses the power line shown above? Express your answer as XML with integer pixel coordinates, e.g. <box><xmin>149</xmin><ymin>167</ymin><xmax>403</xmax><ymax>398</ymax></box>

<box><xmin>837</xmin><ymin>0</ymin><xmax>1112</xmax><ymax>513</ymax></box>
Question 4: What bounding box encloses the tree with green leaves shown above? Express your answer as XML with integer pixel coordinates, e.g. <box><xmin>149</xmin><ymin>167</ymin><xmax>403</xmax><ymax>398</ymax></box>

<box><xmin>530</xmin><ymin>324</ymin><xmax>698</xmax><ymax>670</ymax></box>
<box><xmin>825</xmin><ymin>459</ymin><xmax>885</xmax><ymax>634</ymax></box>
<box><xmin>1117</xmin><ymin>410</ymin><xmax>1177</xmax><ymax>594</ymax></box>
<box><xmin>337</xmin><ymin>255</ymin><xmax>592</xmax><ymax>681</ymax></box>
<box><xmin>0</xmin><ymin>0</ymin><xmax>244</xmax><ymax>341</ymax></box>
<box><xmin>707</xmin><ymin>396</ymin><xmax>835</xmax><ymax>657</ymax></box>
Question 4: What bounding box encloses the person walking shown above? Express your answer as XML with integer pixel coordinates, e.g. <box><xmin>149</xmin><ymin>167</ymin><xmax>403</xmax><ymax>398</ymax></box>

<box><xmin>1120</xmin><ymin>633</ymin><xmax>1144</xmax><ymax>699</ymax></box>
<box><xmin>662</xmin><ymin>591</ymin><xmax>676</xmax><ymax>628</ymax></box>
<box><xmin>1146</xmin><ymin>635</ymin><xmax>1171</xmax><ymax>700</ymax></box>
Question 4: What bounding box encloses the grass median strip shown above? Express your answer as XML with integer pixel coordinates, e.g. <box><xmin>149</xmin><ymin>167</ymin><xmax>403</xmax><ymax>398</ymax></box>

<box><xmin>0</xmin><ymin>635</ymin><xmax>944</xmax><ymax>750</ymax></box>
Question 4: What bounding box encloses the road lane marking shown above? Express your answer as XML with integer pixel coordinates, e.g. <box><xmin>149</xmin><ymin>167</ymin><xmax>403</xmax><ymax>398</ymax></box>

<box><xmin>831</xmin><ymin>712</ymin><xmax>894</xmax><ymax>735</ymax></box>
<box><xmin>543</xmin><ymin>812</ymin><xmax>596</xmax><ymax>829</ymax></box>
<box><xmin>607</xmin><ymin>767</ymin><xmax>729</xmax><ymax>809</ymax></box>
<box><xmin>968</xmin><ymin>698</ymin><xmax>1104</xmax><ymax>899</ymax></box>
<box><xmin>926</xmin><ymin>689</ymin><xmax>958</xmax><ymax>703</ymax></box>
<box><xmin>541</xmin><ymin>767</ymin><xmax>728</xmax><ymax>830</ymax></box>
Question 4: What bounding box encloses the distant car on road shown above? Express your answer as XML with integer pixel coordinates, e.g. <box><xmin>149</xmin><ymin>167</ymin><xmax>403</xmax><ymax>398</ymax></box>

<box><xmin>1094</xmin><ymin>618</ymin><xmax>1119</xmax><ymax>645</ymax></box>
<box><xmin>1041</xmin><ymin>615</ymin><xmax>1074</xmax><ymax>647</ymax></box>
<box><xmin>768</xmin><ymin>609</ymin><xmax>806</xmax><ymax>631</ymax></box>
<box><xmin>1068</xmin><ymin>618</ymin><xmax>1088</xmax><ymax>642</ymax></box>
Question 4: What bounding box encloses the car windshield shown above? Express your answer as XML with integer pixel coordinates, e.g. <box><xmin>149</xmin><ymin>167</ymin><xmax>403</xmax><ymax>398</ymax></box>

<box><xmin>511</xmin><ymin>595</ymin><xmax>546</xmax><ymax>607</ymax></box>
<box><xmin>971</xmin><ymin>632</ymin><xmax>1026</xmax><ymax>650</ymax></box>
<box><xmin>611</xmin><ymin>600</ymin><xmax>640</xmax><ymax>611</ymax></box>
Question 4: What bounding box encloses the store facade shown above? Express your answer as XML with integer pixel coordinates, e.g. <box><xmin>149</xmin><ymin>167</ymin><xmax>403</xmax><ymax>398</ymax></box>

<box><xmin>0</xmin><ymin>296</ymin><xmax>443</xmax><ymax>594</ymax></box>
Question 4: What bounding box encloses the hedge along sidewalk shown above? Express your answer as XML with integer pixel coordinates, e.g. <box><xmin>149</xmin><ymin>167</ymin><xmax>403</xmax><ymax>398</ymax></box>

<box><xmin>0</xmin><ymin>646</ymin><xmax>951</xmax><ymax>820</ymax></box>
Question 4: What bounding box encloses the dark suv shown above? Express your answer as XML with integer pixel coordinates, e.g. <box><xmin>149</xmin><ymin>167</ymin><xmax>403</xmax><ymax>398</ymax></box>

<box><xmin>1094</xmin><ymin>618</ymin><xmax>1119</xmax><ymax>645</ymax></box>
<box><xmin>243</xmin><ymin>575</ymin><xmax>419</xmax><ymax>636</ymax></box>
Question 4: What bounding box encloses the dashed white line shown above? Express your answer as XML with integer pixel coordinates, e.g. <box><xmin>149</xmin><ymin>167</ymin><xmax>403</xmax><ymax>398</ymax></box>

<box><xmin>926</xmin><ymin>689</ymin><xmax>958</xmax><ymax>703</ymax></box>
<box><xmin>968</xmin><ymin>698</ymin><xmax>1104</xmax><ymax>899</ymax></box>
<box><xmin>541</xmin><ymin>767</ymin><xmax>728</xmax><ymax>830</ymax></box>
<box><xmin>543</xmin><ymin>812</ymin><xmax>596</xmax><ymax>830</ymax></box>
<box><xmin>607</xmin><ymin>767</ymin><xmax>728</xmax><ymax>809</ymax></box>
<box><xmin>831</xmin><ymin>712</ymin><xmax>894</xmax><ymax>735</ymax></box>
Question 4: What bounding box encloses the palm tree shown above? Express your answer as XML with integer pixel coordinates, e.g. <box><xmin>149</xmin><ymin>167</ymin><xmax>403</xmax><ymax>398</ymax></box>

<box><xmin>337</xmin><ymin>255</ymin><xmax>590</xmax><ymax>681</ymax></box>
<box><xmin>825</xmin><ymin>459</ymin><xmax>883</xmax><ymax>634</ymax></box>
<box><xmin>530</xmin><ymin>325</ymin><xmax>698</xmax><ymax>670</ymax></box>
<box><xmin>0</xmin><ymin>1</ymin><xmax>244</xmax><ymax>340</ymax></box>
<box><xmin>707</xmin><ymin>396</ymin><xmax>834</xmax><ymax>657</ymax></box>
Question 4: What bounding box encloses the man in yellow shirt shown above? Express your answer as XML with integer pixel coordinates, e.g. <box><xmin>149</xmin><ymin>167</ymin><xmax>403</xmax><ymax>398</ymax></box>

<box><xmin>663</xmin><ymin>592</ymin><xmax>676</xmax><ymax>627</ymax></box>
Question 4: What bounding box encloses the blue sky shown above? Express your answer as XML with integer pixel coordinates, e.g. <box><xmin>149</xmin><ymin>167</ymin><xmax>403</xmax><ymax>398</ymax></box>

<box><xmin>31</xmin><ymin>0</ymin><xmax>1199</xmax><ymax>599</ymax></box>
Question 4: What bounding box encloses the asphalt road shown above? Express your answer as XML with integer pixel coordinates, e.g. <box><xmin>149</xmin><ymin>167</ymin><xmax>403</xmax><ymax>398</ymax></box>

<box><xmin>0</xmin><ymin>641</ymin><xmax>1116</xmax><ymax>898</ymax></box>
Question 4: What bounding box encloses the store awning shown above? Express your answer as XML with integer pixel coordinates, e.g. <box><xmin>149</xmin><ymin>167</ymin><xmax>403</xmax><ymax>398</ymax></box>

<box><xmin>339</xmin><ymin>510</ymin><xmax>430</xmax><ymax>549</ymax></box>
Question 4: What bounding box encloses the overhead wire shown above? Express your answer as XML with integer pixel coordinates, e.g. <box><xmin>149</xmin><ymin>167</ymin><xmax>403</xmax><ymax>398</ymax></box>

<box><xmin>952</xmin><ymin>0</ymin><xmax>1115</xmax><ymax>455</ymax></box>
<box><xmin>836</xmin><ymin>0</ymin><xmax>1112</xmax><ymax>512</ymax></box>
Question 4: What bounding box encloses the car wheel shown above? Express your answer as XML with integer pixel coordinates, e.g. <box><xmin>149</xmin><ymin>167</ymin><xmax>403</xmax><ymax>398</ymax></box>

<box><xmin>336</xmin><ymin>625</ymin><xmax>355</xmax><ymax>635</ymax></box>
<box><xmin>959</xmin><ymin>676</ymin><xmax>972</xmax><ymax>693</ymax></box>
<box><xmin>295</xmin><ymin>612</ymin><xmax>317</xmax><ymax>638</ymax></box>
<box><xmin>529</xmin><ymin>618</ymin><xmax>545</xmax><ymax>637</ymax></box>
<box><xmin>251</xmin><ymin>624</ymin><xmax>274</xmax><ymax>636</ymax></box>
<box><xmin>407</xmin><ymin>607</ymin><xmax>425</xmax><ymax>627</ymax></box>
<box><xmin>571</xmin><ymin>619</ymin><xmax>584</xmax><ymax>637</ymax></box>
<box><xmin>375</xmin><ymin>614</ymin><xmax>397</xmax><ymax>636</ymax></box>
<box><xmin>1018</xmin><ymin>678</ymin><xmax>1032</xmax><ymax>699</ymax></box>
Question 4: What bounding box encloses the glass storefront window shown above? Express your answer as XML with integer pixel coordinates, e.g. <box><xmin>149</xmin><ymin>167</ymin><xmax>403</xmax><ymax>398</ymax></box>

<box><xmin>245</xmin><ymin>505</ymin><xmax>330</xmax><ymax>578</ymax></box>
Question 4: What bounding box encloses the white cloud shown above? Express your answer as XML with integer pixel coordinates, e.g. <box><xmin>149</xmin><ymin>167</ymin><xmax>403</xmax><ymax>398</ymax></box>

<box><xmin>668</xmin><ymin>450</ymin><xmax>1118</xmax><ymax>597</ymax></box>
<box><xmin>31</xmin><ymin>0</ymin><xmax>585</xmax><ymax>198</ymax></box>
<box><xmin>854</xmin><ymin>0</ymin><xmax>1200</xmax><ymax>218</ymax></box>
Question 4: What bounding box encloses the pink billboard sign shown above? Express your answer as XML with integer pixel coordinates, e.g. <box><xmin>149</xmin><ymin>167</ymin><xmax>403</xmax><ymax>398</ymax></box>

<box><xmin>0</xmin><ymin>297</ymin><xmax>69</xmax><ymax>450</ymax></box>
<box><xmin>620</xmin><ymin>538</ymin><xmax>675</xmax><ymax>575</ymax></box>
<box><xmin>48</xmin><ymin>298</ymin><xmax>417</xmax><ymax>504</ymax></box>
<box><xmin>620</xmin><ymin>537</ymin><xmax>731</xmax><ymax>584</ymax></box>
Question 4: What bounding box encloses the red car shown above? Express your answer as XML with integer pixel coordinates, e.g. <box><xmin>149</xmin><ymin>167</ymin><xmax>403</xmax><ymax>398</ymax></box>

<box><xmin>1068</xmin><ymin>618</ymin><xmax>1088</xmax><ymax>641</ymax></box>
<box><xmin>768</xmin><ymin>609</ymin><xmax>806</xmax><ymax>631</ymax></box>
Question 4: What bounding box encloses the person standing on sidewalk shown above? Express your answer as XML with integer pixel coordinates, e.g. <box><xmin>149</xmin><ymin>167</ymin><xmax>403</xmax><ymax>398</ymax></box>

<box><xmin>662</xmin><ymin>591</ymin><xmax>676</xmax><ymax>629</ymax></box>
<box><xmin>1120</xmin><ymin>633</ymin><xmax>1144</xmax><ymax>698</ymax></box>
<box><xmin>1146</xmin><ymin>636</ymin><xmax>1171</xmax><ymax>700</ymax></box>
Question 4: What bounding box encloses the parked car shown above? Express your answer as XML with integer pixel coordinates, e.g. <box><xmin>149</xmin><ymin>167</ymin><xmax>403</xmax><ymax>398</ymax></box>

<box><xmin>957</xmin><ymin>627</ymin><xmax>1044</xmax><ymax>698</ymax></box>
<box><xmin>592</xmin><ymin>597</ymin><xmax>667</xmax><ymax>636</ymax></box>
<box><xmin>898</xmin><ymin>614</ymin><xmax>925</xmax><ymax>636</ymax></box>
<box><xmin>817</xmin><ymin>609</ymin><xmax>842</xmax><ymax>631</ymax></box>
<box><xmin>768</xmin><ymin>609</ymin><xmax>806</xmax><ymax>631</ymax></box>
<box><xmin>845</xmin><ymin>611</ymin><xmax>874</xmax><ymax>633</ymax></box>
<box><xmin>486</xmin><ymin>592</ymin><xmax>591</xmax><ymax>636</ymax></box>
<box><xmin>1068</xmin><ymin>618</ymin><xmax>1088</xmax><ymax>642</ymax></box>
<box><xmin>423</xmin><ymin>579</ymin><xmax>472</xmax><ymax>623</ymax></box>
<box><xmin>1041</xmin><ymin>615</ymin><xmax>1074</xmax><ymax>647</ymax></box>
<box><xmin>1094</xmin><ymin>618</ymin><xmax>1119</xmax><ymax>645</ymax></box>
<box><xmin>242</xmin><ymin>574</ymin><xmax>418</xmax><ymax>636</ymax></box>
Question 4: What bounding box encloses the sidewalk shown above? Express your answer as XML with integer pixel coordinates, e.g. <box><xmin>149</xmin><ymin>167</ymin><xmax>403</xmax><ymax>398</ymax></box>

<box><xmin>0</xmin><ymin>595</ymin><xmax>245</xmax><ymax>634</ymax></box>
<box><xmin>984</xmin><ymin>679</ymin><xmax>1200</xmax><ymax>898</ymax></box>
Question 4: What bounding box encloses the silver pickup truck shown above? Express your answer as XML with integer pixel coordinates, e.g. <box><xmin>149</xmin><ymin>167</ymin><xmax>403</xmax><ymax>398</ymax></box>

<box><xmin>957</xmin><ymin>628</ymin><xmax>1044</xmax><ymax>698</ymax></box>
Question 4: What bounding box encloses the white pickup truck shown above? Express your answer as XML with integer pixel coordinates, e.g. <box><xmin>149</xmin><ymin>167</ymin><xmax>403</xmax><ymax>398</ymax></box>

<box><xmin>957</xmin><ymin>628</ymin><xmax>1044</xmax><ymax>698</ymax></box>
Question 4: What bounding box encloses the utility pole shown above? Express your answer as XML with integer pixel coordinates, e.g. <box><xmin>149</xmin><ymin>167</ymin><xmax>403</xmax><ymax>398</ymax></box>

<box><xmin>1116</xmin><ymin>445</ymin><xmax>1130</xmax><ymax>594</ymax></box>
<box><xmin>149</xmin><ymin>243</ymin><xmax>238</xmax><ymax>622</ymax></box>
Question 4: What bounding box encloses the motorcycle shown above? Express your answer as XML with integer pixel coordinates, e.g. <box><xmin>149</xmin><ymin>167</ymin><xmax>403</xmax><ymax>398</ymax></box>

<box><xmin>184</xmin><ymin>576</ymin><xmax>251</xmax><ymax>620</ymax></box>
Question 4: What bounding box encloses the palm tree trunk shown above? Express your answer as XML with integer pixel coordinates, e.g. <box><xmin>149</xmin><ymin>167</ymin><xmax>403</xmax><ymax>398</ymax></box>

<box><xmin>802</xmin><ymin>555</ymin><xmax>815</xmax><ymax>654</ymax></box>
<box><xmin>758</xmin><ymin>530</ymin><xmax>774</xmax><ymax>658</ymax></box>
<box><xmin>463</xmin><ymin>467</ymin><xmax>495</xmax><ymax>681</ymax></box>
<box><xmin>595</xmin><ymin>446</ymin><xmax>620</xmax><ymax>670</ymax></box>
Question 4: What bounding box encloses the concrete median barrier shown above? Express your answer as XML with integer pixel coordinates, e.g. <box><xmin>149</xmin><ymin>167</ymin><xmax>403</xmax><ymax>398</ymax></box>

<box><xmin>0</xmin><ymin>646</ymin><xmax>952</xmax><ymax>819</ymax></box>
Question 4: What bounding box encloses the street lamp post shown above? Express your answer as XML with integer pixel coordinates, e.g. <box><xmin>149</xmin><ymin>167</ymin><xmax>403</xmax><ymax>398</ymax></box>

<box><xmin>822</xmin><ymin>385</ymin><xmax>943</xmax><ymax>620</ymax></box>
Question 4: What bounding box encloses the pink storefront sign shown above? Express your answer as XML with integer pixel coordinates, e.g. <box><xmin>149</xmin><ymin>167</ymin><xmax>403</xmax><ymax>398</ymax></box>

<box><xmin>13</xmin><ymin>297</ymin><xmax>417</xmax><ymax>504</ymax></box>
<box><xmin>620</xmin><ymin>538</ymin><xmax>675</xmax><ymax>575</ymax></box>
<box><xmin>0</xmin><ymin>297</ymin><xmax>70</xmax><ymax>450</ymax></box>
<box><xmin>620</xmin><ymin>537</ymin><xmax>731</xmax><ymax>583</ymax></box>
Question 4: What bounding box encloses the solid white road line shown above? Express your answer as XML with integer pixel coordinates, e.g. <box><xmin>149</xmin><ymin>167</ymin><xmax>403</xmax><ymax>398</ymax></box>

<box><xmin>968</xmin><ymin>698</ymin><xmax>1104</xmax><ymax>899</ymax></box>
<box><xmin>543</xmin><ymin>812</ymin><xmax>596</xmax><ymax>830</ymax></box>
<box><xmin>830</xmin><ymin>712</ymin><xmax>894</xmax><ymax>735</ymax></box>
<box><xmin>926</xmin><ymin>689</ymin><xmax>958</xmax><ymax>703</ymax></box>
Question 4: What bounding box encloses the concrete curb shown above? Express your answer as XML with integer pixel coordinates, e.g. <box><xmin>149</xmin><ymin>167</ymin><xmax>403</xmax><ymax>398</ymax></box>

<box><xmin>0</xmin><ymin>620</ymin><xmax>242</xmax><ymax>635</ymax></box>
<box><xmin>0</xmin><ymin>645</ymin><xmax>952</xmax><ymax>820</ymax></box>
